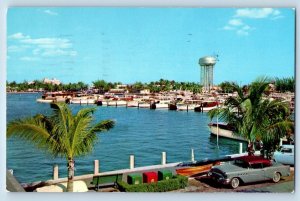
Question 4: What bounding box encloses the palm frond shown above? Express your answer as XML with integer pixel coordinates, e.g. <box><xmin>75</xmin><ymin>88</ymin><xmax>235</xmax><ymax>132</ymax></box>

<box><xmin>7</xmin><ymin>117</ymin><xmax>59</xmax><ymax>152</ymax></box>
<box><xmin>91</xmin><ymin>120</ymin><xmax>115</xmax><ymax>133</ymax></box>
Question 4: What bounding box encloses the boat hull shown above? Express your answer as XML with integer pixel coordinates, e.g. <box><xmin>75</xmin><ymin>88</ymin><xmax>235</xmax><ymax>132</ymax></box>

<box><xmin>176</xmin><ymin>163</ymin><xmax>216</xmax><ymax>176</ymax></box>
<box><xmin>209</xmin><ymin>124</ymin><xmax>247</xmax><ymax>142</ymax></box>
<box><xmin>71</xmin><ymin>99</ymin><xmax>96</xmax><ymax>104</ymax></box>
<box><xmin>177</xmin><ymin>104</ymin><xmax>196</xmax><ymax>111</ymax></box>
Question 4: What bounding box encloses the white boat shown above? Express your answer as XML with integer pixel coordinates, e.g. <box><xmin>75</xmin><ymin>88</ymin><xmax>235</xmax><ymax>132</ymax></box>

<box><xmin>154</xmin><ymin>100</ymin><xmax>170</xmax><ymax>109</ymax></box>
<box><xmin>71</xmin><ymin>98</ymin><xmax>96</xmax><ymax>104</ymax></box>
<box><xmin>176</xmin><ymin>104</ymin><xmax>197</xmax><ymax>111</ymax></box>
<box><xmin>138</xmin><ymin>102</ymin><xmax>150</xmax><ymax>108</ymax></box>
<box><xmin>194</xmin><ymin>101</ymin><xmax>218</xmax><ymax>112</ymax></box>
<box><xmin>208</xmin><ymin>122</ymin><xmax>246</xmax><ymax>141</ymax></box>
<box><xmin>127</xmin><ymin>101</ymin><xmax>139</xmax><ymax>107</ymax></box>
<box><xmin>37</xmin><ymin>98</ymin><xmax>54</xmax><ymax>103</ymax></box>
<box><xmin>107</xmin><ymin>100</ymin><xmax>127</xmax><ymax>106</ymax></box>
<box><xmin>195</xmin><ymin>105</ymin><xmax>218</xmax><ymax>112</ymax></box>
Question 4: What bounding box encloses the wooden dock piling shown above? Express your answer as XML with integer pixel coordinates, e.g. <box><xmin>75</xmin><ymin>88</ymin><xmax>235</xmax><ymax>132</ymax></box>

<box><xmin>161</xmin><ymin>152</ymin><xmax>166</xmax><ymax>165</ymax></box>
<box><xmin>130</xmin><ymin>155</ymin><xmax>135</xmax><ymax>169</ymax></box>
<box><xmin>53</xmin><ymin>164</ymin><xmax>59</xmax><ymax>180</ymax></box>
<box><xmin>94</xmin><ymin>160</ymin><xmax>99</xmax><ymax>175</ymax></box>
<box><xmin>191</xmin><ymin>148</ymin><xmax>195</xmax><ymax>162</ymax></box>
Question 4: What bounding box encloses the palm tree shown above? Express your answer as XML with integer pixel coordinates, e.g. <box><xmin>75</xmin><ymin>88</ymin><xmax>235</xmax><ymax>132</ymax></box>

<box><xmin>208</xmin><ymin>77</ymin><xmax>293</xmax><ymax>156</ymax></box>
<box><xmin>7</xmin><ymin>103</ymin><xmax>115</xmax><ymax>192</ymax></box>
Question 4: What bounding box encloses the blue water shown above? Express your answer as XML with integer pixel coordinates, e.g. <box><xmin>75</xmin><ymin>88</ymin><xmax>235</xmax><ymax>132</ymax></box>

<box><xmin>7</xmin><ymin>93</ymin><xmax>245</xmax><ymax>183</ymax></box>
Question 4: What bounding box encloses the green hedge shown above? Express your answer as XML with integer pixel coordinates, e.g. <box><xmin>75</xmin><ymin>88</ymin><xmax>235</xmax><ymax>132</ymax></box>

<box><xmin>117</xmin><ymin>175</ymin><xmax>188</xmax><ymax>192</ymax></box>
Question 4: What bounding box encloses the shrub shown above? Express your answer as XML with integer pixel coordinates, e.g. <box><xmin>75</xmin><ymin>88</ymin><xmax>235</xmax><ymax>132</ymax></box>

<box><xmin>117</xmin><ymin>175</ymin><xmax>188</xmax><ymax>192</ymax></box>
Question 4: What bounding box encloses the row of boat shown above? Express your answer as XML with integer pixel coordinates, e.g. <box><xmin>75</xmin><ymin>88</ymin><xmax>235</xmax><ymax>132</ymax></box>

<box><xmin>37</xmin><ymin>96</ymin><xmax>219</xmax><ymax>112</ymax></box>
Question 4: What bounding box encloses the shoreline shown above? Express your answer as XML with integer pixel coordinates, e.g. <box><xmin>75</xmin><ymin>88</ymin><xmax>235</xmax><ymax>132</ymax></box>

<box><xmin>7</xmin><ymin>91</ymin><xmax>40</xmax><ymax>94</ymax></box>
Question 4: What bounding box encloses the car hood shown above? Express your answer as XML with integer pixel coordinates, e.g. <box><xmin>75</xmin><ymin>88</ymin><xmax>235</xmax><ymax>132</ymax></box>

<box><xmin>211</xmin><ymin>163</ymin><xmax>245</xmax><ymax>174</ymax></box>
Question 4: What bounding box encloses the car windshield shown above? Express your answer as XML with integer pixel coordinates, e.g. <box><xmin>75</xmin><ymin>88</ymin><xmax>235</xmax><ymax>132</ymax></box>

<box><xmin>234</xmin><ymin>160</ymin><xmax>249</xmax><ymax>168</ymax></box>
<box><xmin>281</xmin><ymin>148</ymin><xmax>293</xmax><ymax>153</ymax></box>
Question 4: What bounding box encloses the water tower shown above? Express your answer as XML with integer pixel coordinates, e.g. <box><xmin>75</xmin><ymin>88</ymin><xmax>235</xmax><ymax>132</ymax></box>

<box><xmin>198</xmin><ymin>56</ymin><xmax>217</xmax><ymax>93</ymax></box>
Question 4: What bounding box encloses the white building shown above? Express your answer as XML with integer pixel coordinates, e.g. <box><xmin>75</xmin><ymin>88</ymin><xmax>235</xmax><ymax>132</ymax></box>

<box><xmin>43</xmin><ymin>78</ymin><xmax>61</xmax><ymax>85</ymax></box>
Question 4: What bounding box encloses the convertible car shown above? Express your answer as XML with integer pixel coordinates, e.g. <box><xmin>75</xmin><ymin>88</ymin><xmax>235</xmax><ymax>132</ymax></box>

<box><xmin>208</xmin><ymin>156</ymin><xmax>290</xmax><ymax>189</ymax></box>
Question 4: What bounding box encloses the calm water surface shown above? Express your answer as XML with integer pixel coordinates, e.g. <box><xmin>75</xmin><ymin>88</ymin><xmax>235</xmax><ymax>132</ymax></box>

<box><xmin>7</xmin><ymin>93</ymin><xmax>245</xmax><ymax>183</ymax></box>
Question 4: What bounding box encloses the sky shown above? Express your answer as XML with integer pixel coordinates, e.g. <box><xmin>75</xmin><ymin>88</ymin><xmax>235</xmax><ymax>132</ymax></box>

<box><xmin>7</xmin><ymin>8</ymin><xmax>295</xmax><ymax>85</ymax></box>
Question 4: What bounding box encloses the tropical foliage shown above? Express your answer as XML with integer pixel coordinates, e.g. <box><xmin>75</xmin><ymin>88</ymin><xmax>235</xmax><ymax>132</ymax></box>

<box><xmin>218</xmin><ymin>81</ymin><xmax>239</xmax><ymax>93</ymax></box>
<box><xmin>146</xmin><ymin>79</ymin><xmax>202</xmax><ymax>93</ymax></box>
<box><xmin>208</xmin><ymin>77</ymin><xmax>294</xmax><ymax>156</ymax></box>
<box><xmin>274</xmin><ymin>77</ymin><xmax>295</xmax><ymax>92</ymax></box>
<box><xmin>7</xmin><ymin>80</ymin><xmax>88</xmax><ymax>92</ymax></box>
<box><xmin>7</xmin><ymin>103</ymin><xmax>115</xmax><ymax>192</ymax></box>
<box><xmin>7</xmin><ymin>79</ymin><xmax>202</xmax><ymax>94</ymax></box>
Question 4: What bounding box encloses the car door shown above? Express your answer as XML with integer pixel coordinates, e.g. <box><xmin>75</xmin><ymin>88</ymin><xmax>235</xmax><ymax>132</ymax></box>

<box><xmin>280</xmin><ymin>147</ymin><xmax>294</xmax><ymax>165</ymax></box>
<box><xmin>247</xmin><ymin>163</ymin><xmax>265</xmax><ymax>182</ymax></box>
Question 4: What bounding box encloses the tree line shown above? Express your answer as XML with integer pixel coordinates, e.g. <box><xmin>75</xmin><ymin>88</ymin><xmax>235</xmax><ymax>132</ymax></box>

<box><xmin>218</xmin><ymin>77</ymin><xmax>294</xmax><ymax>93</ymax></box>
<box><xmin>7</xmin><ymin>76</ymin><xmax>294</xmax><ymax>93</ymax></box>
<box><xmin>6</xmin><ymin>79</ymin><xmax>203</xmax><ymax>94</ymax></box>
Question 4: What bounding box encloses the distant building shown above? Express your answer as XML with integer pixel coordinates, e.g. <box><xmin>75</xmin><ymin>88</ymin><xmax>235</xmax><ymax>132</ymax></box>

<box><xmin>140</xmin><ymin>89</ymin><xmax>150</xmax><ymax>94</ymax></box>
<box><xmin>109</xmin><ymin>88</ymin><xmax>127</xmax><ymax>93</ymax></box>
<box><xmin>116</xmin><ymin>84</ymin><xmax>128</xmax><ymax>89</ymax></box>
<box><xmin>43</xmin><ymin>78</ymin><xmax>61</xmax><ymax>85</ymax></box>
<box><xmin>27</xmin><ymin>81</ymin><xmax>35</xmax><ymax>85</ymax></box>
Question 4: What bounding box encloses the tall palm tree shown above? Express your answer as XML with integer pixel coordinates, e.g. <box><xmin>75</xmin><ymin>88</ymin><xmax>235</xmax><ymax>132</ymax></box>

<box><xmin>208</xmin><ymin>77</ymin><xmax>293</xmax><ymax>156</ymax></box>
<box><xmin>7</xmin><ymin>103</ymin><xmax>115</xmax><ymax>192</ymax></box>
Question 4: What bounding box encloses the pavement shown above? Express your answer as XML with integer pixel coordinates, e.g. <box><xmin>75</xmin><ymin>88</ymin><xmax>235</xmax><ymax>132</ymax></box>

<box><xmin>239</xmin><ymin>181</ymin><xmax>294</xmax><ymax>193</ymax></box>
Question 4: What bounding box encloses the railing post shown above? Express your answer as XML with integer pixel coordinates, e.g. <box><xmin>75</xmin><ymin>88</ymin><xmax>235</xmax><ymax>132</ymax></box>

<box><xmin>239</xmin><ymin>143</ymin><xmax>243</xmax><ymax>154</ymax></box>
<box><xmin>94</xmin><ymin>160</ymin><xmax>99</xmax><ymax>175</ymax></box>
<box><xmin>191</xmin><ymin>148</ymin><xmax>195</xmax><ymax>162</ymax></box>
<box><xmin>130</xmin><ymin>155</ymin><xmax>135</xmax><ymax>169</ymax></box>
<box><xmin>53</xmin><ymin>164</ymin><xmax>59</xmax><ymax>180</ymax></box>
<box><xmin>161</xmin><ymin>152</ymin><xmax>166</xmax><ymax>165</ymax></box>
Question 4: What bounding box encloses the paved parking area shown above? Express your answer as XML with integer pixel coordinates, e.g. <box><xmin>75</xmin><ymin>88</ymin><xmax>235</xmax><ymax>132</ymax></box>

<box><xmin>176</xmin><ymin>169</ymin><xmax>294</xmax><ymax>193</ymax></box>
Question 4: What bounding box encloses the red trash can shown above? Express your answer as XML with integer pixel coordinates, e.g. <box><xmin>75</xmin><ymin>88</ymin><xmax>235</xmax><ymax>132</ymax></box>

<box><xmin>143</xmin><ymin>172</ymin><xmax>158</xmax><ymax>183</ymax></box>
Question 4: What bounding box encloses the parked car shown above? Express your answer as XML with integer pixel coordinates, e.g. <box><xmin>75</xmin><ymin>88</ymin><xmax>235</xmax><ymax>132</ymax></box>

<box><xmin>273</xmin><ymin>145</ymin><xmax>294</xmax><ymax>165</ymax></box>
<box><xmin>208</xmin><ymin>156</ymin><xmax>290</xmax><ymax>189</ymax></box>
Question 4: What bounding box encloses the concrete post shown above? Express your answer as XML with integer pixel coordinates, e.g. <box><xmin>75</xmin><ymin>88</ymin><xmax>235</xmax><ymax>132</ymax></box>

<box><xmin>130</xmin><ymin>155</ymin><xmax>135</xmax><ymax>169</ymax></box>
<box><xmin>94</xmin><ymin>160</ymin><xmax>99</xmax><ymax>175</ymax></box>
<box><xmin>279</xmin><ymin>138</ymin><xmax>283</xmax><ymax>146</ymax></box>
<box><xmin>53</xmin><ymin>164</ymin><xmax>59</xmax><ymax>180</ymax></box>
<box><xmin>191</xmin><ymin>148</ymin><xmax>195</xmax><ymax>162</ymax></box>
<box><xmin>239</xmin><ymin>143</ymin><xmax>243</xmax><ymax>154</ymax></box>
<box><xmin>161</xmin><ymin>152</ymin><xmax>166</xmax><ymax>165</ymax></box>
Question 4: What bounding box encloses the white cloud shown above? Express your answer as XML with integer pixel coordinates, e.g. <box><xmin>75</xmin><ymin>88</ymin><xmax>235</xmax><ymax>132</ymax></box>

<box><xmin>8</xmin><ymin>32</ymin><xmax>30</xmax><ymax>40</ymax></box>
<box><xmin>8</xmin><ymin>45</ymin><xmax>22</xmax><ymax>52</ymax></box>
<box><xmin>223</xmin><ymin>25</ymin><xmax>235</xmax><ymax>30</ymax></box>
<box><xmin>7</xmin><ymin>45</ymin><xmax>31</xmax><ymax>52</ymax></box>
<box><xmin>20</xmin><ymin>57</ymin><xmax>40</xmax><ymax>61</ymax></box>
<box><xmin>242</xmin><ymin>25</ymin><xmax>251</xmax><ymax>30</ymax></box>
<box><xmin>33</xmin><ymin>48</ymin><xmax>41</xmax><ymax>55</ymax></box>
<box><xmin>21</xmin><ymin>38</ymin><xmax>72</xmax><ymax>49</ymax></box>
<box><xmin>222</xmin><ymin>8</ymin><xmax>283</xmax><ymax>36</ymax></box>
<box><xmin>44</xmin><ymin>9</ymin><xmax>58</xmax><ymax>16</ymax></box>
<box><xmin>271</xmin><ymin>15</ymin><xmax>284</xmax><ymax>20</ymax></box>
<box><xmin>235</xmin><ymin>8</ymin><xmax>283</xmax><ymax>19</ymax></box>
<box><xmin>228</xmin><ymin>19</ymin><xmax>243</xmax><ymax>26</ymax></box>
<box><xmin>41</xmin><ymin>49</ymin><xmax>77</xmax><ymax>57</ymax></box>
<box><xmin>8</xmin><ymin>33</ymin><xmax>78</xmax><ymax>58</ymax></box>
<box><xmin>237</xmin><ymin>29</ymin><xmax>249</xmax><ymax>36</ymax></box>
<box><xmin>222</xmin><ymin>18</ymin><xmax>253</xmax><ymax>36</ymax></box>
